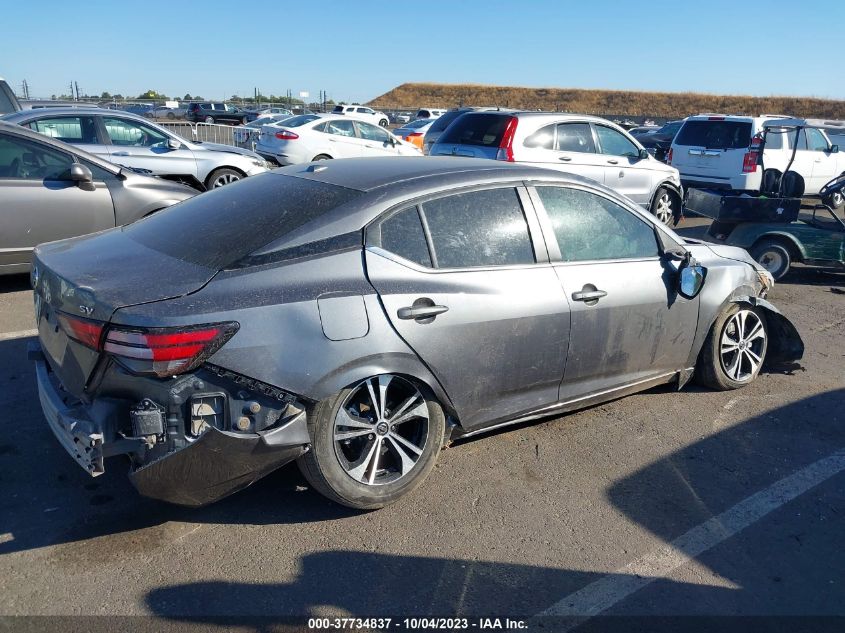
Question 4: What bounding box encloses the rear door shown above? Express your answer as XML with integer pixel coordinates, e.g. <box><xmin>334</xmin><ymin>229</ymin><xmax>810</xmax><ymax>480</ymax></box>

<box><xmin>323</xmin><ymin>119</ymin><xmax>363</xmax><ymax>158</ymax></box>
<box><xmin>593</xmin><ymin>124</ymin><xmax>653</xmax><ymax>206</ymax></box>
<box><xmin>365</xmin><ymin>185</ymin><xmax>571</xmax><ymax>431</ymax></box>
<box><xmin>0</xmin><ymin>131</ymin><xmax>114</xmax><ymax>268</ymax></box>
<box><xmin>528</xmin><ymin>184</ymin><xmax>699</xmax><ymax>401</ymax></box>
<box><xmin>101</xmin><ymin>115</ymin><xmax>197</xmax><ymax>177</ymax></box>
<box><xmin>519</xmin><ymin>122</ymin><xmax>606</xmax><ymax>185</ymax></box>
<box><xmin>26</xmin><ymin>114</ymin><xmax>112</xmax><ymax>162</ymax></box>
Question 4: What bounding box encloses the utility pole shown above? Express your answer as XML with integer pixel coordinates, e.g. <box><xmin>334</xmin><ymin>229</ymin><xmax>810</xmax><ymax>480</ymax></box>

<box><xmin>74</xmin><ymin>81</ymin><xmax>80</xmax><ymax>101</ymax></box>
<box><xmin>21</xmin><ymin>80</ymin><xmax>29</xmax><ymax>100</ymax></box>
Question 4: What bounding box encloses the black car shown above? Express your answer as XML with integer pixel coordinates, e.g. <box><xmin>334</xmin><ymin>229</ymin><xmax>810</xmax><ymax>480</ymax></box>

<box><xmin>185</xmin><ymin>102</ymin><xmax>249</xmax><ymax>125</ymax></box>
<box><xmin>631</xmin><ymin>120</ymin><xmax>684</xmax><ymax>162</ymax></box>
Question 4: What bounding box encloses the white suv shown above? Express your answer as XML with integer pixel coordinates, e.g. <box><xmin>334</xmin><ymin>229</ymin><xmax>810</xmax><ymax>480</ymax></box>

<box><xmin>331</xmin><ymin>105</ymin><xmax>389</xmax><ymax>128</ymax></box>
<box><xmin>669</xmin><ymin>114</ymin><xmax>845</xmax><ymax>207</ymax></box>
<box><xmin>430</xmin><ymin>111</ymin><xmax>683</xmax><ymax>224</ymax></box>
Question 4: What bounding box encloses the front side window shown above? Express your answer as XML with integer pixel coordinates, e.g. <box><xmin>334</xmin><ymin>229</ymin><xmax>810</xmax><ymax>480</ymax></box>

<box><xmin>420</xmin><ymin>188</ymin><xmax>535</xmax><ymax>268</ymax></box>
<box><xmin>0</xmin><ymin>133</ymin><xmax>73</xmax><ymax>180</ymax></box>
<box><xmin>806</xmin><ymin>128</ymin><xmax>830</xmax><ymax>152</ymax></box>
<box><xmin>358</xmin><ymin>122</ymin><xmax>390</xmax><ymax>142</ymax></box>
<box><xmin>28</xmin><ymin>116</ymin><xmax>98</xmax><ymax>144</ymax></box>
<box><xmin>103</xmin><ymin>117</ymin><xmax>168</xmax><ymax>147</ymax></box>
<box><xmin>557</xmin><ymin>122</ymin><xmax>596</xmax><ymax>153</ymax></box>
<box><xmin>378</xmin><ymin>207</ymin><xmax>432</xmax><ymax>268</ymax></box>
<box><xmin>536</xmin><ymin>186</ymin><xmax>658</xmax><ymax>262</ymax></box>
<box><xmin>594</xmin><ymin>126</ymin><xmax>639</xmax><ymax>157</ymax></box>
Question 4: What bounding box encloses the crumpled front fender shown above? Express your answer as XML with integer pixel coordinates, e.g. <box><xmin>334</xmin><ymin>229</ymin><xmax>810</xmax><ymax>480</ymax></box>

<box><xmin>741</xmin><ymin>296</ymin><xmax>805</xmax><ymax>365</ymax></box>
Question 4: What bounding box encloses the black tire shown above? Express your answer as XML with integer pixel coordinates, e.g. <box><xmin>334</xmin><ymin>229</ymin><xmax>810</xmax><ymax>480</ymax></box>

<box><xmin>696</xmin><ymin>304</ymin><xmax>768</xmax><ymax>391</ymax></box>
<box><xmin>750</xmin><ymin>239</ymin><xmax>791</xmax><ymax>281</ymax></box>
<box><xmin>204</xmin><ymin>167</ymin><xmax>243</xmax><ymax>189</ymax></box>
<box><xmin>650</xmin><ymin>186</ymin><xmax>679</xmax><ymax>225</ymax></box>
<box><xmin>297</xmin><ymin>375</ymin><xmax>446</xmax><ymax>509</ymax></box>
<box><xmin>204</xmin><ymin>115</ymin><xmax>214</xmax><ymax>124</ymax></box>
<box><xmin>312</xmin><ymin>154</ymin><xmax>332</xmax><ymax>161</ymax></box>
<box><xmin>378</xmin><ymin>119</ymin><xmax>388</xmax><ymax>128</ymax></box>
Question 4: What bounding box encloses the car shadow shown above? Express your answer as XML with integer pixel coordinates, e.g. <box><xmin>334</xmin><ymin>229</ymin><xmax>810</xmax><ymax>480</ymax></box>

<box><xmin>138</xmin><ymin>389</ymin><xmax>845</xmax><ymax>625</ymax></box>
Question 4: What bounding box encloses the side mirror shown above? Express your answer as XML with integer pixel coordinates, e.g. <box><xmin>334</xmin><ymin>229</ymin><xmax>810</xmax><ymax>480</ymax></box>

<box><xmin>167</xmin><ymin>138</ymin><xmax>182</xmax><ymax>150</ymax></box>
<box><xmin>677</xmin><ymin>253</ymin><xmax>706</xmax><ymax>299</ymax></box>
<box><xmin>830</xmin><ymin>144</ymin><xmax>839</xmax><ymax>154</ymax></box>
<box><xmin>69</xmin><ymin>163</ymin><xmax>93</xmax><ymax>184</ymax></box>
<box><xmin>638</xmin><ymin>148</ymin><xmax>650</xmax><ymax>160</ymax></box>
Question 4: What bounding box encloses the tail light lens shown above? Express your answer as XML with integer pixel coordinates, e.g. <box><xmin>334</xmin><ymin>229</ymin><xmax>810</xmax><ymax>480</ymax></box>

<box><xmin>57</xmin><ymin>313</ymin><xmax>105</xmax><ymax>350</ymax></box>
<box><xmin>742</xmin><ymin>150</ymin><xmax>758</xmax><ymax>173</ymax></box>
<box><xmin>495</xmin><ymin>116</ymin><xmax>518</xmax><ymax>162</ymax></box>
<box><xmin>274</xmin><ymin>130</ymin><xmax>298</xmax><ymax>140</ymax></box>
<box><xmin>103</xmin><ymin>323</ymin><xmax>239</xmax><ymax>377</ymax></box>
<box><xmin>666</xmin><ymin>148</ymin><xmax>673</xmax><ymax>164</ymax></box>
<box><xmin>407</xmin><ymin>132</ymin><xmax>423</xmax><ymax>138</ymax></box>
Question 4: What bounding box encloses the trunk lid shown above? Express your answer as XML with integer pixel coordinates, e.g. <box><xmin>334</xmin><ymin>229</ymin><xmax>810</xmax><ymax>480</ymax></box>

<box><xmin>33</xmin><ymin>229</ymin><xmax>216</xmax><ymax>397</ymax></box>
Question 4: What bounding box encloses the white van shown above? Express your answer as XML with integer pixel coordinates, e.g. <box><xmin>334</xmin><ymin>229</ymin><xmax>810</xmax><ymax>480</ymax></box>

<box><xmin>669</xmin><ymin>114</ymin><xmax>845</xmax><ymax>207</ymax></box>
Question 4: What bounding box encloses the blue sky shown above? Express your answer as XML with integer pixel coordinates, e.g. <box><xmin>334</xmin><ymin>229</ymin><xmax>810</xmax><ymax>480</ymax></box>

<box><xmin>2</xmin><ymin>0</ymin><xmax>843</xmax><ymax>103</ymax></box>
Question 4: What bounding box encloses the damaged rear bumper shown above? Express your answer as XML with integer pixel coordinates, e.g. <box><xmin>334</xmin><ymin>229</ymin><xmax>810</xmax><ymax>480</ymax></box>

<box><xmin>33</xmin><ymin>342</ymin><xmax>310</xmax><ymax>507</ymax></box>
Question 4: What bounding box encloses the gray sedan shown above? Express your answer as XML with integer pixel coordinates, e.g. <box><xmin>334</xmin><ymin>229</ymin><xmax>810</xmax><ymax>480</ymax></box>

<box><xmin>2</xmin><ymin>107</ymin><xmax>269</xmax><ymax>190</ymax></box>
<box><xmin>0</xmin><ymin>122</ymin><xmax>196</xmax><ymax>275</ymax></box>
<box><xmin>30</xmin><ymin>158</ymin><xmax>803</xmax><ymax>509</ymax></box>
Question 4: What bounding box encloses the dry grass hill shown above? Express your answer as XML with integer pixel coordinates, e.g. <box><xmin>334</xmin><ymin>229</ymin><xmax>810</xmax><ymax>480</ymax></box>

<box><xmin>367</xmin><ymin>83</ymin><xmax>845</xmax><ymax>119</ymax></box>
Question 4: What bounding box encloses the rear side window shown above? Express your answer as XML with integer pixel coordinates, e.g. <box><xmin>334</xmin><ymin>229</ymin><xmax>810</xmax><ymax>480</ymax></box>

<box><xmin>674</xmin><ymin>120</ymin><xmax>752</xmax><ymax>149</ymax></box>
<box><xmin>420</xmin><ymin>188</ymin><xmax>535</xmax><ymax>268</ymax></box>
<box><xmin>524</xmin><ymin>124</ymin><xmax>555</xmax><ymax>149</ymax></box>
<box><xmin>536</xmin><ymin>186</ymin><xmax>658</xmax><ymax>262</ymax></box>
<box><xmin>378</xmin><ymin>207</ymin><xmax>432</xmax><ymax>268</ymax></box>
<box><xmin>28</xmin><ymin>116</ymin><xmax>98</xmax><ymax>144</ymax></box>
<box><xmin>557</xmin><ymin>122</ymin><xmax>596</xmax><ymax>153</ymax></box>
<box><xmin>439</xmin><ymin>113</ymin><xmax>512</xmax><ymax>147</ymax></box>
<box><xmin>123</xmin><ymin>175</ymin><xmax>363</xmax><ymax>270</ymax></box>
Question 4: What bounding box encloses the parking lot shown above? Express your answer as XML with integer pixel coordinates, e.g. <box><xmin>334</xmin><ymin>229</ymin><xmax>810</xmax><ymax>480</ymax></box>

<box><xmin>0</xmin><ymin>215</ymin><xmax>843</xmax><ymax>629</ymax></box>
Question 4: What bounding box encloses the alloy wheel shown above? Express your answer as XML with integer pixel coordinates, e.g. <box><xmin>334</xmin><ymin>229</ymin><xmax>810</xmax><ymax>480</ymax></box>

<box><xmin>720</xmin><ymin>309</ymin><xmax>766</xmax><ymax>383</ymax></box>
<box><xmin>654</xmin><ymin>192</ymin><xmax>673</xmax><ymax>224</ymax></box>
<box><xmin>212</xmin><ymin>173</ymin><xmax>240</xmax><ymax>188</ymax></box>
<box><xmin>333</xmin><ymin>375</ymin><xmax>429</xmax><ymax>486</ymax></box>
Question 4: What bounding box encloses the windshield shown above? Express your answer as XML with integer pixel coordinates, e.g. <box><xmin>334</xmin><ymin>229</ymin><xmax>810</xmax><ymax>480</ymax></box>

<box><xmin>403</xmin><ymin>119</ymin><xmax>432</xmax><ymax>130</ymax></box>
<box><xmin>123</xmin><ymin>174</ymin><xmax>363</xmax><ymax>269</ymax></box>
<box><xmin>280</xmin><ymin>114</ymin><xmax>320</xmax><ymax>128</ymax></box>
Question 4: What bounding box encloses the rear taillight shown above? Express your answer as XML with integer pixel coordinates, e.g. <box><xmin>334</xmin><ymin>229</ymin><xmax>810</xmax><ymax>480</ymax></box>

<box><xmin>666</xmin><ymin>148</ymin><xmax>673</xmax><ymax>164</ymax></box>
<box><xmin>407</xmin><ymin>132</ymin><xmax>423</xmax><ymax>138</ymax></box>
<box><xmin>495</xmin><ymin>116</ymin><xmax>518</xmax><ymax>162</ymax></box>
<box><xmin>103</xmin><ymin>323</ymin><xmax>239</xmax><ymax>377</ymax></box>
<box><xmin>742</xmin><ymin>150</ymin><xmax>758</xmax><ymax>173</ymax></box>
<box><xmin>57</xmin><ymin>313</ymin><xmax>105</xmax><ymax>350</ymax></box>
<box><xmin>274</xmin><ymin>130</ymin><xmax>298</xmax><ymax>140</ymax></box>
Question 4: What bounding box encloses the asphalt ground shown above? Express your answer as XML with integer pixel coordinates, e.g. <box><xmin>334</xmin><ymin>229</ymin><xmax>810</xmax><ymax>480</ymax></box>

<box><xmin>0</xmin><ymin>216</ymin><xmax>844</xmax><ymax>632</ymax></box>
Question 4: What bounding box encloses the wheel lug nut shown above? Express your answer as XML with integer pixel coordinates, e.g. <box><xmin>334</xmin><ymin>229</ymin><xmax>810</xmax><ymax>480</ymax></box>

<box><xmin>368</xmin><ymin>434</ymin><xmax>374</xmax><ymax>440</ymax></box>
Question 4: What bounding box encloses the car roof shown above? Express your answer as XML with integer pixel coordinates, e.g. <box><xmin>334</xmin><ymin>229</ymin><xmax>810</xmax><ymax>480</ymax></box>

<box><xmin>275</xmin><ymin>156</ymin><xmax>598</xmax><ymax>192</ymax></box>
<box><xmin>0</xmin><ymin>120</ymin><xmax>121</xmax><ymax>174</ymax></box>
<box><xmin>2</xmin><ymin>106</ymin><xmax>152</xmax><ymax>124</ymax></box>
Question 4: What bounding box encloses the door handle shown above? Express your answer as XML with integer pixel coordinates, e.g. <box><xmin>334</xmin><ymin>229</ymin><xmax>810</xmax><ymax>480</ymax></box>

<box><xmin>558</xmin><ymin>156</ymin><xmax>572</xmax><ymax>161</ymax></box>
<box><xmin>397</xmin><ymin>304</ymin><xmax>449</xmax><ymax>320</ymax></box>
<box><xmin>112</xmin><ymin>151</ymin><xmax>130</xmax><ymax>156</ymax></box>
<box><xmin>607</xmin><ymin>159</ymin><xmax>619</xmax><ymax>165</ymax></box>
<box><xmin>571</xmin><ymin>289</ymin><xmax>607</xmax><ymax>303</ymax></box>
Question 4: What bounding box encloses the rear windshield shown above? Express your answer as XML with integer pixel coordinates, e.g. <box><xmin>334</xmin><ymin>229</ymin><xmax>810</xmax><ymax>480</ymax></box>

<box><xmin>123</xmin><ymin>174</ymin><xmax>362</xmax><ymax>269</ymax></box>
<box><xmin>674</xmin><ymin>120</ymin><xmax>752</xmax><ymax>149</ymax></box>
<box><xmin>439</xmin><ymin>113</ymin><xmax>512</xmax><ymax>147</ymax></box>
<box><xmin>427</xmin><ymin>110</ymin><xmax>464</xmax><ymax>134</ymax></box>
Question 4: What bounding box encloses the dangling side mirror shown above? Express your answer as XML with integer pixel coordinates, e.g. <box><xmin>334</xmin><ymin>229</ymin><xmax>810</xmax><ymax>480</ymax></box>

<box><xmin>677</xmin><ymin>252</ymin><xmax>706</xmax><ymax>299</ymax></box>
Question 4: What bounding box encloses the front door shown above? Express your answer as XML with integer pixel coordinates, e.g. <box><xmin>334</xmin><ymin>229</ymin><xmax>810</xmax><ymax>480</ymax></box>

<box><xmin>529</xmin><ymin>184</ymin><xmax>699</xmax><ymax>401</ymax></box>
<box><xmin>101</xmin><ymin>116</ymin><xmax>197</xmax><ymax>178</ymax></box>
<box><xmin>365</xmin><ymin>186</ymin><xmax>571</xmax><ymax>431</ymax></box>
<box><xmin>0</xmin><ymin>132</ymin><xmax>114</xmax><ymax>268</ymax></box>
<box><xmin>593</xmin><ymin>124</ymin><xmax>653</xmax><ymax>206</ymax></box>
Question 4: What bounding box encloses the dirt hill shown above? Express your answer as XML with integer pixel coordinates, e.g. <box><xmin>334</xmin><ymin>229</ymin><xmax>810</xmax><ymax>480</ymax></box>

<box><xmin>367</xmin><ymin>83</ymin><xmax>845</xmax><ymax>119</ymax></box>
